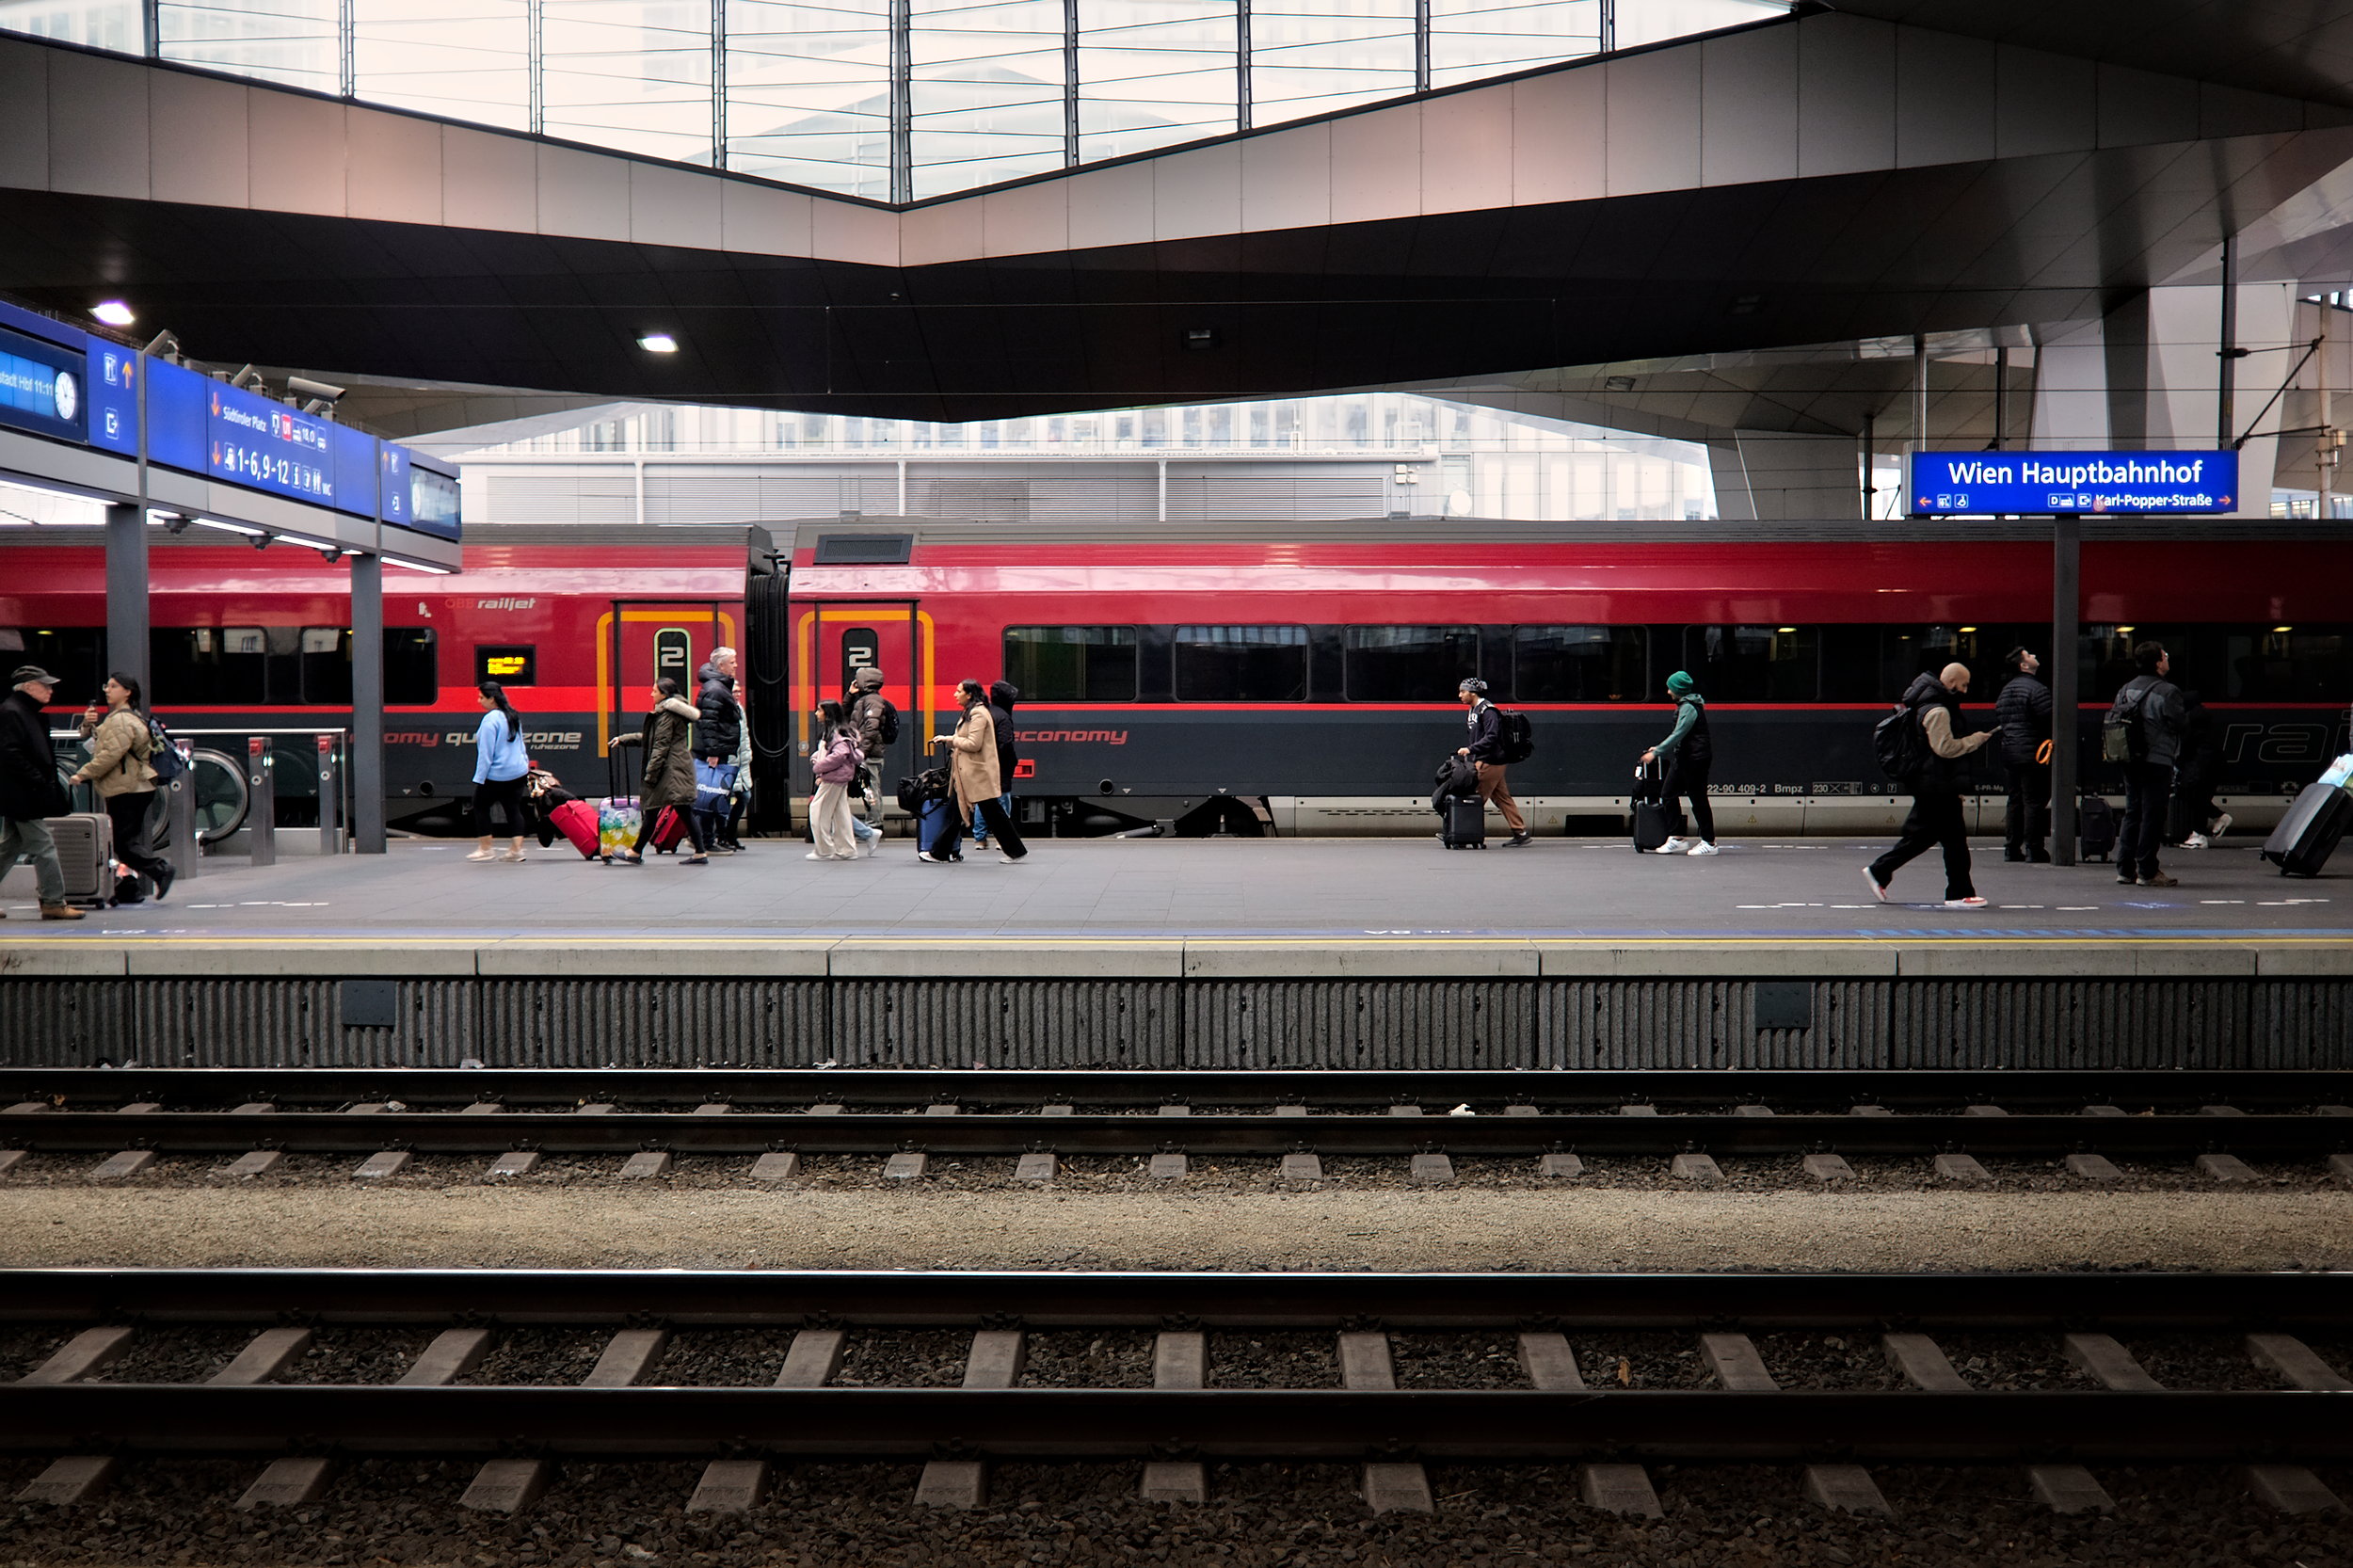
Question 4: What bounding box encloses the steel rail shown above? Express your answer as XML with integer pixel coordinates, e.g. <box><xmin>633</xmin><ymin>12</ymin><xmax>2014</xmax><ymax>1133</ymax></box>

<box><xmin>0</xmin><ymin>1384</ymin><xmax>2345</xmax><ymax>1464</ymax></box>
<box><xmin>4</xmin><ymin>1267</ymin><xmax>2350</xmax><ymax>1328</ymax></box>
<box><xmin>6</xmin><ymin>1067</ymin><xmax>2351</xmax><ymax>1110</ymax></box>
<box><xmin>1</xmin><ymin>1109</ymin><xmax>2345</xmax><ymax>1158</ymax></box>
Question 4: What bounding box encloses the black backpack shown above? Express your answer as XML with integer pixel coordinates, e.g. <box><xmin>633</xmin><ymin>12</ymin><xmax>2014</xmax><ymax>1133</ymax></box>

<box><xmin>145</xmin><ymin>715</ymin><xmax>185</xmax><ymax>784</ymax></box>
<box><xmin>1872</xmin><ymin>699</ymin><xmax>1929</xmax><ymax>780</ymax></box>
<box><xmin>1495</xmin><ymin>710</ymin><xmax>1535</xmax><ymax>764</ymax></box>
<box><xmin>871</xmin><ymin>696</ymin><xmax>901</xmax><ymax>746</ymax></box>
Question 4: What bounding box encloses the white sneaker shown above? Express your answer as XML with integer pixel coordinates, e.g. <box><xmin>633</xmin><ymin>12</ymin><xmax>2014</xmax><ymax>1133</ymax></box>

<box><xmin>1686</xmin><ymin>840</ymin><xmax>1720</xmax><ymax>856</ymax></box>
<box><xmin>465</xmin><ymin>848</ymin><xmax>497</xmax><ymax>862</ymax></box>
<box><xmin>1942</xmin><ymin>896</ymin><xmax>1989</xmax><ymax>909</ymax></box>
<box><xmin>805</xmin><ymin>852</ymin><xmax>824</xmax><ymax>861</ymax></box>
<box><xmin>2209</xmin><ymin>812</ymin><xmax>2233</xmax><ymax>838</ymax></box>
<box><xmin>1657</xmin><ymin>837</ymin><xmax>1690</xmax><ymax>855</ymax></box>
<box><xmin>1862</xmin><ymin>866</ymin><xmax>1889</xmax><ymax>903</ymax></box>
<box><xmin>857</xmin><ymin>837</ymin><xmax>876</xmax><ymax>858</ymax></box>
<box><xmin>2183</xmin><ymin>832</ymin><xmax>2210</xmax><ymax>850</ymax></box>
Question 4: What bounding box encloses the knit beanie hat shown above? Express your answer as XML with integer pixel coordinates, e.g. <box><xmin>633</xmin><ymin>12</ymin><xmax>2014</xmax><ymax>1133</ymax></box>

<box><xmin>1666</xmin><ymin>671</ymin><xmax>1695</xmax><ymax>697</ymax></box>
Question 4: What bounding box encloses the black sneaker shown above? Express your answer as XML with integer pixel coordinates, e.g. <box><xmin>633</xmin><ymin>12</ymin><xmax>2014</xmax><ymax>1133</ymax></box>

<box><xmin>1504</xmin><ymin>832</ymin><xmax>1532</xmax><ymax>847</ymax></box>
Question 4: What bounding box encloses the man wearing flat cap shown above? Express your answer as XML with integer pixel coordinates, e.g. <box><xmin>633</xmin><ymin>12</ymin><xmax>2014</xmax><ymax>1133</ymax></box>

<box><xmin>0</xmin><ymin>664</ymin><xmax>85</xmax><ymax>920</ymax></box>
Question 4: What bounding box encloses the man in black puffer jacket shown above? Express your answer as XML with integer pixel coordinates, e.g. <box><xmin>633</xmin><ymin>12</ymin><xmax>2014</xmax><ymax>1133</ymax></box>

<box><xmin>971</xmin><ymin>680</ymin><xmax>1020</xmax><ymax>847</ymax></box>
<box><xmin>1993</xmin><ymin>647</ymin><xmax>2053</xmax><ymax>863</ymax></box>
<box><xmin>692</xmin><ymin>649</ymin><xmax>742</xmax><ymax>852</ymax></box>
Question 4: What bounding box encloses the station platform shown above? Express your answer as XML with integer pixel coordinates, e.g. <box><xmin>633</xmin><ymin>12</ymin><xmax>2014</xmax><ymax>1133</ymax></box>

<box><xmin>1</xmin><ymin>830</ymin><xmax>2343</xmax><ymax>968</ymax></box>
<box><xmin>4</xmin><ymin>836</ymin><xmax>2345</xmax><ymax>1072</ymax></box>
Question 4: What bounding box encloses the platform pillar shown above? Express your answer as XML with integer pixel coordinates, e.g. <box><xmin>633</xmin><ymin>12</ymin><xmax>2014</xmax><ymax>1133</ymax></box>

<box><xmin>104</xmin><ymin>502</ymin><xmax>149</xmax><ymax>696</ymax></box>
<box><xmin>2050</xmin><ymin>514</ymin><xmax>2080</xmax><ymax>866</ymax></box>
<box><xmin>350</xmin><ymin>552</ymin><xmax>385</xmax><ymax>854</ymax></box>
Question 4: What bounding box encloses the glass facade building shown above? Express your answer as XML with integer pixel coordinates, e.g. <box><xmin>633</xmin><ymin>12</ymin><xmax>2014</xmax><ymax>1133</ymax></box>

<box><xmin>1</xmin><ymin>0</ymin><xmax>1785</xmax><ymax>200</ymax></box>
<box><xmin>442</xmin><ymin>391</ymin><xmax>1719</xmax><ymax>523</ymax></box>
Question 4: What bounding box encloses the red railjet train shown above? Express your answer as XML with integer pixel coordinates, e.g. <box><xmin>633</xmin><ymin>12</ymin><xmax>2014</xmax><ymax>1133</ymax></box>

<box><xmin>4</xmin><ymin>520</ymin><xmax>2347</xmax><ymax>840</ymax></box>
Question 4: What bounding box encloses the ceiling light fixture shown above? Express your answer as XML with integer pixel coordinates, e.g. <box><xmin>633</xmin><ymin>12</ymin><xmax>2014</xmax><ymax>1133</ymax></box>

<box><xmin>638</xmin><ymin>332</ymin><xmax>679</xmax><ymax>353</ymax></box>
<box><xmin>90</xmin><ymin>300</ymin><xmax>136</xmax><ymax>328</ymax></box>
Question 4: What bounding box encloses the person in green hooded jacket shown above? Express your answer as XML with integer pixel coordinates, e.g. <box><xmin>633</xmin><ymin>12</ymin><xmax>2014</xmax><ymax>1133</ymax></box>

<box><xmin>1641</xmin><ymin>670</ymin><xmax>1718</xmax><ymax>856</ymax></box>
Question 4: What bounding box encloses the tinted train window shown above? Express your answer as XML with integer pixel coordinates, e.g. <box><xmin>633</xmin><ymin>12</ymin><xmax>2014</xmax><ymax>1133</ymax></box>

<box><xmin>300</xmin><ymin>629</ymin><xmax>440</xmax><ymax>706</ymax></box>
<box><xmin>1885</xmin><ymin>624</ymin><xmax>2046</xmax><ymax>701</ymax></box>
<box><xmin>1345</xmin><ymin>626</ymin><xmax>1478</xmax><ymax>701</ymax></box>
<box><xmin>152</xmin><ymin>627</ymin><xmax>266</xmax><ymax>706</ymax></box>
<box><xmin>2223</xmin><ymin>625</ymin><xmax>2353</xmax><ymax>700</ymax></box>
<box><xmin>1173</xmin><ymin>625</ymin><xmax>1306</xmax><ymax>702</ymax></box>
<box><xmin>1683</xmin><ymin>625</ymin><xmax>1818</xmax><ymax>701</ymax></box>
<box><xmin>1003</xmin><ymin>626</ymin><xmax>1138</xmax><ymax>702</ymax></box>
<box><xmin>1515</xmin><ymin>625</ymin><xmax>1646</xmax><ymax>702</ymax></box>
<box><xmin>0</xmin><ymin>628</ymin><xmax>105</xmax><ymax>703</ymax></box>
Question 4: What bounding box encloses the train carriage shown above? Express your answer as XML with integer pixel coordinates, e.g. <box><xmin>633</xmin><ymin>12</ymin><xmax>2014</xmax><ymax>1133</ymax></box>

<box><xmin>3</xmin><ymin>519</ymin><xmax>2347</xmax><ymax>841</ymax></box>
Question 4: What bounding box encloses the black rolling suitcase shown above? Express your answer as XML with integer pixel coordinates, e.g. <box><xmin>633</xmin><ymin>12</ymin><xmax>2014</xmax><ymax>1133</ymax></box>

<box><xmin>1441</xmin><ymin>794</ymin><xmax>1485</xmax><ymax>849</ymax></box>
<box><xmin>1632</xmin><ymin>759</ymin><xmax>1672</xmax><ymax>852</ymax></box>
<box><xmin>2262</xmin><ymin>782</ymin><xmax>2353</xmax><ymax>877</ymax></box>
<box><xmin>2077</xmin><ymin>796</ymin><xmax>2117</xmax><ymax>861</ymax></box>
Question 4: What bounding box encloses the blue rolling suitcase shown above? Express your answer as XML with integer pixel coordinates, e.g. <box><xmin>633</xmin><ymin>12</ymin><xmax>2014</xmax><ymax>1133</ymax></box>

<box><xmin>914</xmin><ymin>795</ymin><xmax>958</xmax><ymax>860</ymax></box>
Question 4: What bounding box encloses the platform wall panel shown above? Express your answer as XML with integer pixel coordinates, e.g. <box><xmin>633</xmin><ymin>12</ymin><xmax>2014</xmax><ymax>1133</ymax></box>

<box><xmin>0</xmin><ymin>982</ymin><xmax>121</xmax><ymax>1064</ymax></box>
<box><xmin>837</xmin><ymin>982</ymin><xmax>1182</xmax><ymax>1067</ymax></box>
<box><xmin>102</xmin><ymin>981</ymin><xmax>456</xmax><ymax>1068</ymax></box>
<box><xmin>1538</xmin><ymin>981</ymin><xmax>1881</xmax><ymax>1069</ymax></box>
<box><xmin>1887</xmin><ymin>981</ymin><xmax>2259</xmax><ymax>1069</ymax></box>
<box><xmin>1186</xmin><ymin>982</ymin><xmax>1538</xmax><ymax>1069</ymax></box>
<box><xmin>478</xmin><ymin>982</ymin><xmax>829</xmax><ymax>1067</ymax></box>
<box><xmin>2258</xmin><ymin>983</ymin><xmax>2353</xmax><ymax>1068</ymax></box>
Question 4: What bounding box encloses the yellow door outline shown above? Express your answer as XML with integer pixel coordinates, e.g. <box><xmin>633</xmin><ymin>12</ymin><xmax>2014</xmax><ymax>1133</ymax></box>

<box><xmin>595</xmin><ymin>608</ymin><xmax>738</xmax><ymax>751</ymax></box>
<box><xmin>795</xmin><ymin>606</ymin><xmax>934</xmax><ymax>756</ymax></box>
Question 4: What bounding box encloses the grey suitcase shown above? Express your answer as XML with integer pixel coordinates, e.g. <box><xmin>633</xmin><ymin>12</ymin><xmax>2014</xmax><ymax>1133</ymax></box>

<box><xmin>2263</xmin><ymin>781</ymin><xmax>2353</xmax><ymax>877</ymax></box>
<box><xmin>48</xmin><ymin>811</ymin><xmax>114</xmax><ymax>904</ymax></box>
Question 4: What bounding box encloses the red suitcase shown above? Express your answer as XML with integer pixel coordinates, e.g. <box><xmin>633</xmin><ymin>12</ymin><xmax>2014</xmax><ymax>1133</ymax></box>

<box><xmin>648</xmin><ymin>806</ymin><xmax>689</xmax><ymax>853</ymax></box>
<box><xmin>549</xmin><ymin>797</ymin><xmax>601</xmax><ymax>860</ymax></box>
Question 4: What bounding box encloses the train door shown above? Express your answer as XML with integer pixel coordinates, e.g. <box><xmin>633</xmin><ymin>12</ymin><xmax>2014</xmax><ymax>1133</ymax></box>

<box><xmin>600</xmin><ymin>600</ymin><xmax>739</xmax><ymax>758</ymax></box>
<box><xmin>799</xmin><ymin>600</ymin><xmax>930</xmax><ymax>792</ymax></box>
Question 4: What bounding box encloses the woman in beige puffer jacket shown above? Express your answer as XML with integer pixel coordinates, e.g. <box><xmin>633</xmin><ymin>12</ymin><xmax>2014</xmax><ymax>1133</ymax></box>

<box><xmin>68</xmin><ymin>671</ymin><xmax>174</xmax><ymax>903</ymax></box>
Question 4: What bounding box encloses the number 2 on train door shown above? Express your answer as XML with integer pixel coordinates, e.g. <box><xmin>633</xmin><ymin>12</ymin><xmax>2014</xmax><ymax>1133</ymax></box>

<box><xmin>653</xmin><ymin>628</ymin><xmax>692</xmax><ymax>689</ymax></box>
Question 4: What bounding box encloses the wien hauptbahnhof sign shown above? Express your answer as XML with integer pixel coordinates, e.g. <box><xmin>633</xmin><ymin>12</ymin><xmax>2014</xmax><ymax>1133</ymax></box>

<box><xmin>1907</xmin><ymin>451</ymin><xmax>2237</xmax><ymax>516</ymax></box>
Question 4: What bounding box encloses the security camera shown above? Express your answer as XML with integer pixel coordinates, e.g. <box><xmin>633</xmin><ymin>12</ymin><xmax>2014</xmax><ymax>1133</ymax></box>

<box><xmin>142</xmin><ymin>330</ymin><xmax>182</xmax><ymax>361</ymax></box>
<box><xmin>231</xmin><ymin>365</ymin><xmax>264</xmax><ymax>391</ymax></box>
<box><xmin>287</xmin><ymin>376</ymin><xmax>345</xmax><ymax>404</ymax></box>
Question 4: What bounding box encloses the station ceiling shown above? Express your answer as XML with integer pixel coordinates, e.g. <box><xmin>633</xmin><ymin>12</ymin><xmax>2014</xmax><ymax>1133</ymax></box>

<box><xmin>8</xmin><ymin>4</ymin><xmax>2353</xmax><ymax>432</ymax></box>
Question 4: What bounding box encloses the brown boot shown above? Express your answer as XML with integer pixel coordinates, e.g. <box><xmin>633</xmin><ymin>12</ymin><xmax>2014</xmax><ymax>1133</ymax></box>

<box><xmin>39</xmin><ymin>903</ymin><xmax>86</xmax><ymax>920</ymax></box>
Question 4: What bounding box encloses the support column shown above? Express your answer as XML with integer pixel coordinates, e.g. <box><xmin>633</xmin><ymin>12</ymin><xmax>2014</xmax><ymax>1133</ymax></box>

<box><xmin>2050</xmin><ymin>515</ymin><xmax>2080</xmax><ymax>868</ymax></box>
<box><xmin>104</xmin><ymin>503</ymin><xmax>149</xmax><ymax>695</ymax></box>
<box><xmin>350</xmin><ymin>553</ymin><xmax>385</xmax><ymax>855</ymax></box>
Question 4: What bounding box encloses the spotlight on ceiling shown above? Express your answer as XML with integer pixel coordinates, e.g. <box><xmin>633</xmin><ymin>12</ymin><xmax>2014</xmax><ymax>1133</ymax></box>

<box><xmin>89</xmin><ymin>300</ymin><xmax>136</xmax><ymax>328</ymax></box>
<box><xmin>638</xmin><ymin>332</ymin><xmax>679</xmax><ymax>353</ymax></box>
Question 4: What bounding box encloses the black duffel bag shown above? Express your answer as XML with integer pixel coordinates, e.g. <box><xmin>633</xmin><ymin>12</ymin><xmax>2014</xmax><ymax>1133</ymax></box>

<box><xmin>895</xmin><ymin>767</ymin><xmax>951</xmax><ymax>813</ymax></box>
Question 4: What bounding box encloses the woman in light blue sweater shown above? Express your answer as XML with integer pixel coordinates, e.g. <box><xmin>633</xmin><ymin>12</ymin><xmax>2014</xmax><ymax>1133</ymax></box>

<box><xmin>470</xmin><ymin>680</ymin><xmax>532</xmax><ymax>862</ymax></box>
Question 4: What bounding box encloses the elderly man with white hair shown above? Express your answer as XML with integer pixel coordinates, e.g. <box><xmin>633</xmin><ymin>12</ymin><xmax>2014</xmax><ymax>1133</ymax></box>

<box><xmin>0</xmin><ymin>664</ymin><xmax>86</xmax><ymax>920</ymax></box>
<box><xmin>1864</xmin><ymin>661</ymin><xmax>1994</xmax><ymax>910</ymax></box>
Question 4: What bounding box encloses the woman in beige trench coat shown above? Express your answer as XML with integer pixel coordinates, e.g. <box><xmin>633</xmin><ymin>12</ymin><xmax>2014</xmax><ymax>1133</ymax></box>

<box><xmin>920</xmin><ymin>679</ymin><xmax>1027</xmax><ymax>864</ymax></box>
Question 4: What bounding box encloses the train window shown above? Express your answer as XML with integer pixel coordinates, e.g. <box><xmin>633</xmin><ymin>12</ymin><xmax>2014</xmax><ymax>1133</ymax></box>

<box><xmin>476</xmin><ymin>645</ymin><xmax>537</xmax><ymax>686</ymax></box>
<box><xmin>1003</xmin><ymin>627</ymin><xmax>1138</xmax><ymax>702</ymax></box>
<box><xmin>0</xmin><ymin>629</ymin><xmax>105</xmax><ymax>703</ymax></box>
<box><xmin>1173</xmin><ymin>625</ymin><xmax>1307</xmax><ymax>702</ymax></box>
<box><xmin>1345</xmin><ymin>626</ymin><xmax>1478</xmax><ymax>701</ymax></box>
<box><xmin>1683</xmin><ymin>625</ymin><xmax>1819</xmax><ymax>701</ymax></box>
<box><xmin>152</xmin><ymin>627</ymin><xmax>266</xmax><ymax>706</ymax></box>
<box><xmin>1514</xmin><ymin>626</ymin><xmax>1646</xmax><ymax>702</ymax></box>
<box><xmin>298</xmin><ymin>629</ymin><xmax>440</xmax><ymax>706</ymax></box>
<box><xmin>2221</xmin><ymin>625</ymin><xmax>2353</xmax><ymax>701</ymax></box>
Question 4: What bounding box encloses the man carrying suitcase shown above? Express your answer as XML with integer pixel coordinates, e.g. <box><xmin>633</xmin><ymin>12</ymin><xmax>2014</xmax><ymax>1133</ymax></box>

<box><xmin>1456</xmin><ymin>680</ymin><xmax>1531</xmax><ymax>848</ymax></box>
<box><xmin>0</xmin><ymin>664</ymin><xmax>86</xmax><ymax>920</ymax></box>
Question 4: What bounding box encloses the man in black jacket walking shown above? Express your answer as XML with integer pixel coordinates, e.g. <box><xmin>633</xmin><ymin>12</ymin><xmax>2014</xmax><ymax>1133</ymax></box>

<box><xmin>1456</xmin><ymin>679</ymin><xmax>1531</xmax><ymax>847</ymax></box>
<box><xmin>1865</xmin><ymin>664</ymin><xmax>1993</xmax><ymax>908</ymax></box>
<box><xmin>0</xmin><ymin>664</ymin><xmax>85</xmax><ymax>920</ymax></box>
<box><xmin>1993</xmin><ymin>647</ymin><xmax>2053</xmax><ymax>863</ymax></box>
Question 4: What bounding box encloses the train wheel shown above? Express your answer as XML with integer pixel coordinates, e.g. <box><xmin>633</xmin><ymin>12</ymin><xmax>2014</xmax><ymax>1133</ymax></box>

<box><xmin>188</xmin><ymin>748</ymin><xmax>249</xmax><ymax>844</ymax></box>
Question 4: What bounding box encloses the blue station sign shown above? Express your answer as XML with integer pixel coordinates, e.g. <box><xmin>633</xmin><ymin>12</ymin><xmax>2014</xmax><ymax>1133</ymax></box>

<box><xmin>1908</xmin><ymin>450</ymin><xmax>2237</xmax><ymax>516</ymax></box>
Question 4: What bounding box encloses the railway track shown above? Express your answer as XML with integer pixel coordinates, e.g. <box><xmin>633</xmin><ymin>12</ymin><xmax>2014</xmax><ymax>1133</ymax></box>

<box><xmin>4</xmin><ymin>1268</ymin><xmax>2352</xmax><ymax>1519</ymax></box>
<box><xmin>3</xmin><ymin>1068</ymin><xmax>2350</xmax><ymax>1182</ymax></box>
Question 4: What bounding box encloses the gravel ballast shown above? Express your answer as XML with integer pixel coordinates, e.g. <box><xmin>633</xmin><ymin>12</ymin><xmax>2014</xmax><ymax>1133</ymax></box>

<box><xmin>0</xmin><ymin>1187</ymin><xmax>2345</xmax><ymax>1272</ymax></box>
